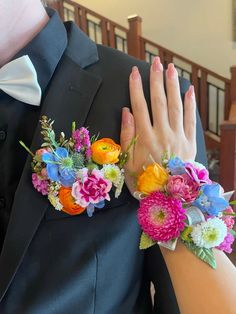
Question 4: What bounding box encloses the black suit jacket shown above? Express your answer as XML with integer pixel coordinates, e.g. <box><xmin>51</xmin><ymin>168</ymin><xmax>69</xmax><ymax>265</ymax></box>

<box><xmin>0</xmin><ymin>21</ymin><xmax>207</xmax><ymax>314</ymax></box>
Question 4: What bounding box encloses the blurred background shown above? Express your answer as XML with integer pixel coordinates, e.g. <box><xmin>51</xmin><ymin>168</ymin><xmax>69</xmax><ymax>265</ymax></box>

<box><xmin>48</xmin><ymin>0</ymin><xmax>236</xmax><ymax>264</ymax></box>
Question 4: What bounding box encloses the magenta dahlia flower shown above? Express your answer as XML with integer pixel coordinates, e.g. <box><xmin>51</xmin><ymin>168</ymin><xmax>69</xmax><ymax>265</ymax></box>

<box><xmin>138</xmin><ymin>191</ymin><xmax>186</xmax><ymax>242</ymax></box>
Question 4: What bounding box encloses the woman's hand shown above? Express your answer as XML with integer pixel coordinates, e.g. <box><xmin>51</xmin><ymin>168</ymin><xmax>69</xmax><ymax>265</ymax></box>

<box><xmin>120</xmin><ymin>57</ymin><xmax>197</xmax><ymax>193</ymax></box>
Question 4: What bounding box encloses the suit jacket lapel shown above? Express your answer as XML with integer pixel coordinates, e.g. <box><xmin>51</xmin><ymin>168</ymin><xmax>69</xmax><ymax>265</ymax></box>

<box><xmin>0</xmin><ymin>22</ymin><xmax>102</xmax><ymax>302</ymax></box>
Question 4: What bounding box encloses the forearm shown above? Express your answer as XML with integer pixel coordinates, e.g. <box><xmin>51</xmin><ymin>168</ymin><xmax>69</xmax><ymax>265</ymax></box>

<box><xmin>160</xmin><ymin>241</ymin><xmax>236</xmax><ymax>314</ymax></box>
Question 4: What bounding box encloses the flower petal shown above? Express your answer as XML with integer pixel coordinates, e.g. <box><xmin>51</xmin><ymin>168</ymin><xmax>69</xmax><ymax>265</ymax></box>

<box><xmin>42</xmin><ymin>152</ymin><xmax>55</xmax><ymax>163</ymax></box>
<box><xmin>46</xmin><ymin>164</ymin><xmax>59</xmax><ymax>181</ymax></box>
<box><xmin>87</xmin><ymin>204</ymin><xmax>95</xmax><ymax>217</ymax></box>
<box><xmin>94</xmin><ymin>200</ymin><xmax>105</xmax><ymax>209</ymax></box>
<box><xmin>55</xmin><ymin>147</ymin><xmax>69</xmax><ymax>159</ymax></box>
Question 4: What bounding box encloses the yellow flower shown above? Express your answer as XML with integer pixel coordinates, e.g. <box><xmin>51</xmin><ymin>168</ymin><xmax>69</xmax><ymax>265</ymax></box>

<box><xmin>91</xmin><ymin>138</ymin><xmax>121</xmax><ymax>165</ymax></box>
<box><xmin>181</xmin><ymin>226</ymin><xmax>193</xmax><ymax>242</ymax></box>
<box><xmin>137</xmin><ymin>163</ymin><xmax>169</xmax><ymax>194</ymax></box>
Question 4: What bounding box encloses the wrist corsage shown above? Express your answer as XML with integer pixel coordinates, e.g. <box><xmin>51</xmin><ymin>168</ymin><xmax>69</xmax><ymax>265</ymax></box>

<box><xmin>135</xmin><ymin>154</ymin><xmax>236</xmax><ymax>269</ymax></box>
<box><xmin>20</xmin><ymin>116</ymin><xmax>133</xmax><ymax>217</ymax></box>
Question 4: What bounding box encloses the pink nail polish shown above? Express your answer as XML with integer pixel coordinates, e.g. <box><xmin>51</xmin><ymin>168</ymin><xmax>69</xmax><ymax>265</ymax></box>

<box><xmin>188</xmin><ymin>85</ymin><xmax>195</xmax><ymax>98</ymax></box>
<box><xmin>166</xmin><ymin>63</ymin><xmax>176</xmax><ymax>79</ymax></box>
<box><xmin>131</xmin><ymin>66</ymin><xmax>140</xmax><ymax>80</ymax></box>
<box><xmin>189</xmin><ymin>85</ymin><xmax>195</xmax><ymax>97</ymax></box>
<box><xmin>152</xmin><ymin>56</ymin><xmax>163</xmax><ymax>72</ymax></box>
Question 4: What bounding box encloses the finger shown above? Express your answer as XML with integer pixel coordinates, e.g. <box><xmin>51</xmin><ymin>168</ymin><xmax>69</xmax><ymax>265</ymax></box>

<box><xmin>120</xmin><ymin>107</ymin><xmax>135</xmax><ymax>167</ymax></box>
<box><xmin>184</xmin><ymin>85</ymin><xmax>196</xmax><ymax>142</ymax></box>
<box><xmin>166</xmin><ymin>63</ymin><xmax>184</xmax><ymax>132</ymax></box>
<box><xmin>129</xmin><ymin>66</ymin><xmax>152</xmax><ymax>134</ymax></box>
<box><xmin>150</xmin><ymin>56</ymin><xmax>169</xmax><ymax>129</ymax></box>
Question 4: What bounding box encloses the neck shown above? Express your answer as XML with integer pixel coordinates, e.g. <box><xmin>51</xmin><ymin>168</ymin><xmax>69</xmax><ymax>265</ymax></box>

<box><xmin>0</xmin><ymin>0</ymin><xmax>49</xmax><ymax>67</ymax></box>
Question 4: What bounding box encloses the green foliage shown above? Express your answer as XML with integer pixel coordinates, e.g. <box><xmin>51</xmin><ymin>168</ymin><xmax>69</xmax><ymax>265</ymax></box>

<box><xmin>40</xmin><ymin>116</ymin><xmax>58</xmax><ymax>149</ymax></box>
<box><xmin>229</xmin><ymin>228</ymin><xmax>236</xmax><ymax>238</ymax></box>
<box><xmin>118</xmin><ymin>136</ymin><xmax>137</xmax><ymax>168</ymax></box>
<box><xmin>139</xmin><ymin>232</ymin><xmax>156</xmax><ymax>250</ymax></box>
<box><xmin>72</xmin><ymin>153</ymin><xmax>85</xmax><ymax>169</ymax></box>
<box><xmin>183</xmin><ymin>241</ymin><xmax>217</xmax><ymax>269</ymax></box>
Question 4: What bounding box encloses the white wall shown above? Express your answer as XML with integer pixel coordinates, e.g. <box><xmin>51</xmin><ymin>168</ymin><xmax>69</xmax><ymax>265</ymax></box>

<box><xmin>75</xmin><ymin>0</ymin><xmax>236</xmax><ymax>78</ymax></box>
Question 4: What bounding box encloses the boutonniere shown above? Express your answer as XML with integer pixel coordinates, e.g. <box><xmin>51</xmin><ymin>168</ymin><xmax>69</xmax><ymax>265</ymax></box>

<box><xmin>20</xmin><ymin>116</ymin><xmax>134</xmax><ymax>217</ymax></box>
<box><xmin>134</xmin><ymin>154</ymin><xmax>236</xmax><ymax>269</ymax></box>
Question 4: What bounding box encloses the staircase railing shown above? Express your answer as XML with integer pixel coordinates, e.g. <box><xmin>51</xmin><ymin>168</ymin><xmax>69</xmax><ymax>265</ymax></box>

<box><xmin>49</xmin><ymin>0</ymin><xmax>236</xmax><ymax>195</ymax></box>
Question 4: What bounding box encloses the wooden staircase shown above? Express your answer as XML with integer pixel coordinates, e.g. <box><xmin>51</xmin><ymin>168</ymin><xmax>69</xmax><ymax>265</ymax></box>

<box><xmin>49</xmin><ymin>0</ymin><xmax>236</xmax><ymax>195</ymax></box>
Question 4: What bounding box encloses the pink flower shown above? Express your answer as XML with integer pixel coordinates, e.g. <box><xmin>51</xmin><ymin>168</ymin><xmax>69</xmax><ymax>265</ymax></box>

<box><xmin>32</xmin><ymin>173</ymin><xmax>49</xmax><ymax>195</ymax></box>
<box><xmin>36</xmin><ymin>148</ymin><xmax>51</xmax><ymax>161</ymax></box>
<box><xmin>221</xmin><ymin>207</ymin><xmax>235</xmax><ymax>229</ymax></box>
<box><xmin>72</xmin><ymin>128</ymin><xmax>91</xmax><ymax>158</ymax></box>
<box><xmin>72</xmin><ymin>169</ymin><xmax>112</xmax><ymax>207</ymax></box>
<box><xmin>40</xmin><ymin>168</ymin><xmax>48</xmax><ymax>180</ymax></box>
<box><xmin>185</xmin><ymin>162</ymin><xmax>211</xmax><ymax>185</ymax></box>
<box><xmin>166</xmin><ymin>173</ymin><xmax>200</xmax><ymax>203</ymax></box>
<box><xmin>216</xmin><ymin>232</ymin><xmax>235</xmax><ymax>253</ymax></box>
<box><xmin>138</xmin><ymin>191</ymin><xmax>186</xmax><ymax>242</ymax></box>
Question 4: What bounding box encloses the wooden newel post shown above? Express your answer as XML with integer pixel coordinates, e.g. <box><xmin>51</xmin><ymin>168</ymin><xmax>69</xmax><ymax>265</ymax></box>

<box><xmin>48</xmin><ymin>1</ymin><xmax>64</xmax><ymax>20</ymax></box>
<box><xmin>230</xmin><ymin>66</ymin><xmax>236</xmax><ymax>104</ymax></box>
<box><xmin>220</xmin><ymin>121</ymin><xmax>236</xmax><ymax>194</ymax></box>
<box><xmin>127</xmin><ymin>15</ymin><xmax>142</xmax><ymax>59</ymax></box>
<box><xmin>229</xmin><ymin>66</ymin><xmax>236</xmax><ymax>121</ymax></box>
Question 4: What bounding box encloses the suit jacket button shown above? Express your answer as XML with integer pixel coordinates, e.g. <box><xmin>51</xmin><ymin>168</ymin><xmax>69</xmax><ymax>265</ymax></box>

<box><xmin>0</xmin><ymin>130</ymin><xmax>6</xmax><ymax>141</ymax></box>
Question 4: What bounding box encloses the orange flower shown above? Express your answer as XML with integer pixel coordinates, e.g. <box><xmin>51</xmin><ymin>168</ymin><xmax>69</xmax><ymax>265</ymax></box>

<box><xmin>137</xmin><ymin>163</ymin><xmax>169</xmax><ymax>195</ymax></box>
<box><xmin>91</xmin><ymin>138</ymin><xmax>121</xmax><ymax>165</ymax></box>
<box><xmin>59</xmin><ymin>187</ymin><xmax>86</xmax><ymax>215</ymax></box>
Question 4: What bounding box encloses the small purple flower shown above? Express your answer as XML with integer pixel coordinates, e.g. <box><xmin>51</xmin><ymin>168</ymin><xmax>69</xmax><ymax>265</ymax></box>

<box><xmin>42</xmin><ymin>147</ymin><xmax>76</xmax><ymax>187</ymax></box>
<box><xmin>32</xmin><ymin>173</ymin><xmax>49</xmax><ymax>195</ymax></box>
<box><xmin>216</xmin><ymin>232</ymin><xmax>235</xmax><ymax>253</ymax></box>
<box><xmin>193</xmin><ymin>183</ymin><xmax>229</xmax><ymax>216</ymax></box>
<box><xmin>72</xmin><ymin>128</ymin><xmax>91</xmax><ymax>158</ymax></box>
<box><xmin>167</xmin><ymin>157</ymin><xmax>185</xmax><ymax>175</ymax></box>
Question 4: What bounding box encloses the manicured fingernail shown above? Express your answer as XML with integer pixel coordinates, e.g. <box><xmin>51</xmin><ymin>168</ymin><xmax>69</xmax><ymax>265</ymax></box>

<box><xmin>166</xmin><ymin>63</ymin><xmax>177</xmax><ymax>79</ymax></box>
<box><xmin>131</xmin><ymin>66</ymin><xmax>140</xmax><ymax>80</ymax></box>
<box><xmin>152</xmin><ymin>56</ymin><xmax>163</xmax><ymax>72</ymax></box>
<box><xmin>122</xmin><ymin>107</ymin><xmax>132</xmax><ymax>126</ymax></box>
<box><xmin>187</xmin><ymin>85</ymin><xmax>195</xmax><ymax>99</ymax></box>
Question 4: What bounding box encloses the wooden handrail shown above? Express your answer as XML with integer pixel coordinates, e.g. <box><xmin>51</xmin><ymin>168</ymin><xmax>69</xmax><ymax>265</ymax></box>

<box><xmin>220</xmin><ymin>121</ymin><xmax>236</xmax><ymax>192</ymax></box>
<box><xmin>140</xmin><ymin>36</ymin><xmax>231</xmax><ymax>83</ymax></box>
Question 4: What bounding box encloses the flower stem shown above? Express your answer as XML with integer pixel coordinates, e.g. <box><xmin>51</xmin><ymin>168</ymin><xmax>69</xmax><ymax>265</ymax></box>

<box><xmin>19</xmin><ymin>141</ymin><xmax>35</xmax><ymax>157</ymax></box>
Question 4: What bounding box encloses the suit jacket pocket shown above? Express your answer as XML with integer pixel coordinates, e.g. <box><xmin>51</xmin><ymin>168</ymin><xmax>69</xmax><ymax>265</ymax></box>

<box><xmin>44</xmin><ymin>186</ymin><xmax>132</xmax><ymax>220</ymax></box>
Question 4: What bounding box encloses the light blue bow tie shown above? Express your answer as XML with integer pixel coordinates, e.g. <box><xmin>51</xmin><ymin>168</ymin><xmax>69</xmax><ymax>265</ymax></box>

<box><xmin>0</xmin><ymin>55</ymin><xmax>42</xmax><ymax>106</ymax></box>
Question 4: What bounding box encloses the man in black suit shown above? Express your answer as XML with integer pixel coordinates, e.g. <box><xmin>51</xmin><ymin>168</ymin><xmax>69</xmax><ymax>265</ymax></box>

<box><xmin>0</xmin><ymin>0</ymin><xmax>207</xmax><ymax>313</ymax></box>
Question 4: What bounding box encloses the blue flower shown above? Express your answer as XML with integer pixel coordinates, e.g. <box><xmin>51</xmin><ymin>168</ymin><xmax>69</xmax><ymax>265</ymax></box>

<box><xmin>42</xmin><ymin>147</ymin><xmax>76</xmax><ymax>187</ymax></box>
<box><xmin>168</xmin><ymin>157</ymin><xmax>185</xmax><ymax>175</ymax></box>
<box><xmin>193</xmin><ymin>183</ymin><xmax>229</xmax><ymax>216</ymax></box>
<box><xmin>86</xmin><ymin>201</ymin><xmax>105</xmax><ymax>217</ymax></box>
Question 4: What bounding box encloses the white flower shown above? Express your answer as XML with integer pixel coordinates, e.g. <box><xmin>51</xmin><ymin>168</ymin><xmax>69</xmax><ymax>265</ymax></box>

<box><xmin>115</xmin><ymin>172</ymin><xmax>125</xmax><ymax>198</ymax></box>
<box><xmin>48</xmin><ymin>192</ymin><xmax>63</xmax><ymax>211</ymax></box>
<box><xmin>191</xmin><ymin>217</ymin><xmax>227</xmax><ymax>248</ymax></box>
<box><xmin>101</xmin><ymin>164</ymin><xmax>122</xmax><ymax>187</ymax></box>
